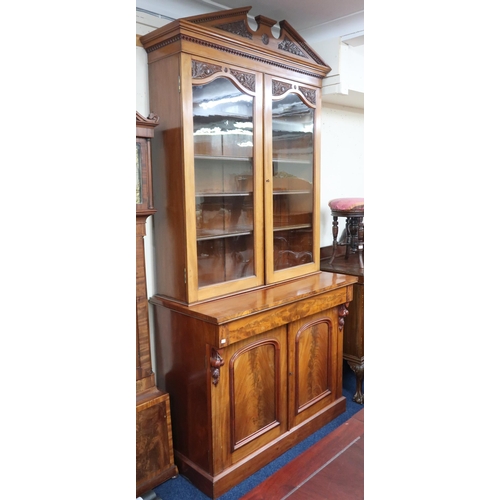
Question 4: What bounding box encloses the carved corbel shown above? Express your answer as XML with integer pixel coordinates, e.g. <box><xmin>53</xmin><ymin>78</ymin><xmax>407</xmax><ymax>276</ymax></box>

<box><xmin>210</xmin><ymin>348</ymin><xmax>225</xmax><ymax>386</ymax></box>
<box><xmin>338</xmin><ymin>302</ymin><xmax>350</xmax><ymax>330</ymax></box>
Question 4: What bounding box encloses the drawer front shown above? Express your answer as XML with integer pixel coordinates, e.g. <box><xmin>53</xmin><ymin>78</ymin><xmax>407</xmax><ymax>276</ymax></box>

<box><xmin>219</xmin><ymin>285</ymin><xmax>352</xmax><ymax>347</ymax></box>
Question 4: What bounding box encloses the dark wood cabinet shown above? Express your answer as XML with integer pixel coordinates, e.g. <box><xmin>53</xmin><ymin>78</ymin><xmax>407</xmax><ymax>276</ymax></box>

<box><xmin>151</xmin><ymin>272</ymin><xmax>356</xmax><ymax>498</ymax></box>
<box><xmin>140</xmin><ymin>8</ymin><xmax>353</xmax><ymax>498</ymax></box>
<box><xmin>136</xmin><ymin>112</ymin><xmax>178</xmax><ymax>497</ymax></box>
<box><xmin>321</xmin><ymin>253</ymin><xmax>364</xmax><ymax>404</ymax></box>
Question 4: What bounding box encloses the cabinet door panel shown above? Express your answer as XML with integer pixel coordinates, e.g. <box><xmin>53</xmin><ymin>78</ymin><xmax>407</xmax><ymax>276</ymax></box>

<box><xmin>214</xmin><ymin>327</ymin><xmax>288</xmax><ymax>468</ymax></box>
<box><xmin>288</xmin><ymin>308</ymin><xmax>342</xmax><ymax>428</ymax></box>
<box><xmin>231</xmin><ymin>340</ymin><xmax>280</xmax><ymax>448</ymax></box>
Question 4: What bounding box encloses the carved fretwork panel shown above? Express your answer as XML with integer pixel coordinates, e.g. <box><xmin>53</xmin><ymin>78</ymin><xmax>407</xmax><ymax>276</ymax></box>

<box><xmin>191</xmin><ymin>60</ymin><xmax>256</xmax><ymax>93</ymax></box>
<box><xmin>192</xmin><ymin>60</ymin><xmax>223</xmax><ymax>79</ymax></box>
<box><xmin>229</xmin><ymin>339</ymin><xmax>281</xmax><ymax>451</ymax></box>
<box><xmin>215</xmin><ymin>20</ymin><xmax>253</xmax><ymax>39</ymax></box>
<box><xmin>278</xmin><ymin>36</ymin><xmax>307</xmax><ymax>58</ymax></box>
<box><xmin>271</xmin><ymin>80</ymin><xmax>316</xmax><ymax>106</ymax></box>
<box><xmin>229</xmin><ymin>68</ymin><xmax>256</xmax><ymax>92</ymax></box>
<box><xmin>299</xmin><ymin>86</ymin><xmax>316</xmax><ymax>105</ymax></box>
<box><xmin>272</xmin><ymin>79</ymin><xmax>293</xmax><ymax>96</ymax></box>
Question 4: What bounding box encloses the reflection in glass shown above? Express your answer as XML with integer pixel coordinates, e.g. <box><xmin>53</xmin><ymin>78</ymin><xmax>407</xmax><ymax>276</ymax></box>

<box><xmin>192</xmin><ymin>77</ymin><xmax>255</xmax><ymax>287</ymax></box>
<box><xmin>272</xmin><ymin>93</ymin><xmax>314</xmax><ymax>271</ymax></box>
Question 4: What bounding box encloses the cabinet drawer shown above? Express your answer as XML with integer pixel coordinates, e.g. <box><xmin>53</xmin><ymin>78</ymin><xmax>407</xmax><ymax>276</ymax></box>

<box><xmin>220</xmin><ymin>285</ymin><xmax>352</xmax><ymax>347</ymax></box>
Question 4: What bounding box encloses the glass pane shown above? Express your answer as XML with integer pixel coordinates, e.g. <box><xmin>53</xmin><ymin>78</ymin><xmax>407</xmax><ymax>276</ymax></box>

<box><xmin>272</xmin><ymin>93</ymin><xmax>314</xmax><ymax>271</ymax></box>
<box><xmin>192</xmin><ymin>77</ymin><xmax>255</xmax><ymax>287</ymax></box>
<box><xmin>136</xmin><ymin>141</ymin><xmax>142</xmax><ymax>204</ymax></box>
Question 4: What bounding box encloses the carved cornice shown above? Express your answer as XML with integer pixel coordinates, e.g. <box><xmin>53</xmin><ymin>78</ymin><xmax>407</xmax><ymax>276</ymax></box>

<box><xmin>144</xmin><ymin>34</ymin><xmax>326</xmax><ymax>79</ymax></box>
<box><xmin>188</xmin><ymin>7</ymin><xmax>252</xmax><ymax>25</ymax></box>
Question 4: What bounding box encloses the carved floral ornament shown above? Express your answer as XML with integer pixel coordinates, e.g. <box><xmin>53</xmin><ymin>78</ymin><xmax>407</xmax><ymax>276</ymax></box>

<box><xmin>338</xmin><ymin>303</ymin><xmax>350</xmax><ymax>330</ymax></box>
<box><xmin>192</xmin><ymin>60</ymin><xmax>256</xmax><ymax>92</ymax></box>
<box><xmin>213</xmin><ymin>18</ymin><xmax>313</xmax><ymax>63</ymax></box>
<box><xmin>272</xmin><ymin>80</ymin><xmax>317</xmax><ymax>105</ymax></box>
<box><xmin>210</xmin><ymin>348</ymin><xmax>225</xmax><ymax>386</ymax></box>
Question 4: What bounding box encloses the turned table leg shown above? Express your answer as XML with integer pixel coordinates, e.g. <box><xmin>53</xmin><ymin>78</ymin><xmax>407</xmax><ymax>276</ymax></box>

<box><xmin>347</xmin><ymin>360</ymin><xmax>364</xmax><ymax>405</ymax></box>
<box><xmin>357</xmin><ymin>217</ymin><xmax>364</xmax><ymax>269</ymax></box>
<box><xmin>329</xmin><ymin>215</ymin><xmax>339</xmax><ymax>264</ymax></box>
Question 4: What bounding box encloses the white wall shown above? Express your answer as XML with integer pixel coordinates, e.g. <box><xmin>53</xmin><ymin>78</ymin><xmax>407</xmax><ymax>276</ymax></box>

<box><xmin>319</xmin><ymin>103</ymin><xmax>364</xmax><ymax>248</ymax></box>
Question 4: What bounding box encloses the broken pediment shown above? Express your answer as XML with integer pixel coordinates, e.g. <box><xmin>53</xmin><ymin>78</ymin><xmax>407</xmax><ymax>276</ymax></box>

<box><xmin>140</xmin><ymin>6</ymin><xmax>331</xmax><ymax>79</ymax></box>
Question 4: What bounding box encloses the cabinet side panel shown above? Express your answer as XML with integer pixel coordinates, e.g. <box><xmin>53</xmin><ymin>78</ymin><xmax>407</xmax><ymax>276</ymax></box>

<box><xmin>152</xmin><ymin>304</ymin><xmax>211</xmax><ymax>471</ymax></box>
<box><xmin>343</xmin><ymin>282</ymin><xmax>364</xmax><ymax>359</ymax></box>
<box><xmin>148</xmin><ymin>55</ymin><xmax>187</xmax><ymax>302</ymax></box>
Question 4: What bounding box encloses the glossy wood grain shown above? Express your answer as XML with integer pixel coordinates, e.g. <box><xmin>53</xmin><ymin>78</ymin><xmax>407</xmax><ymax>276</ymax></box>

<box><xmin>151</xmin><ymin>273</ymin><xmax>351</xmax><ymax>498</ymax></box>
<box><xmin>136</xmin><ymin>390</ymin><xmax>178</xmax><ymax>497</ymax></box>
<box><xmin>136</xmin><ymin>112</ymin><xmax>178</xmax><ymax>496</ymax></box>
<box><xmin>142</xmin><ymin>8</ymin><xmax>343</xmax><ymax>498</ymax></box>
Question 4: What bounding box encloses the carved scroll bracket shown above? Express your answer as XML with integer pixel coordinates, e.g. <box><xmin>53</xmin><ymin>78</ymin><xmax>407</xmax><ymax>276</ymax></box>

<box><xmin>210</xmin><ymin>348</ymin><xmax>225</xmax><ymax>386</ymax></box>
<box><xmin>338</xmin><ymin>302</ymin><xmax>350</xmax><ymax>330</ymax></box>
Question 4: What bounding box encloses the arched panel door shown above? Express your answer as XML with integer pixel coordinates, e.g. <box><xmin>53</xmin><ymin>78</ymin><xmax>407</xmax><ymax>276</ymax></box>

<box><xmin>213</xmin><ymin>326</ymin><xmax>288</xmax><ymax>469</ymax></box>
<box><xmin>288</xmin><ymin>308</ymin><xmax>344</xmax><ymax>428</ymax></box>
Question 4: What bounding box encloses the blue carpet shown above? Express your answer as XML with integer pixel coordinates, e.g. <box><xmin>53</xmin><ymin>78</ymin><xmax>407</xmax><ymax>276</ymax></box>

<box><xmin>153</xmin><ymin>361</ymin><xmax>364</xmax><ymax>500</ymax></box>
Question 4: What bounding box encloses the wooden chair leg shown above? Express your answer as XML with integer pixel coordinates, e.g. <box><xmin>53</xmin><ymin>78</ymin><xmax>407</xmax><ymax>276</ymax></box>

<box><xmin>329</xmin><ymin>215</ymin><xmax>339</xmax><ymax>264</ymax></box>
<box><xmin>358</xmin><ymin>218</ymin><xmax>364</xmax><ymax>269</ymax></box>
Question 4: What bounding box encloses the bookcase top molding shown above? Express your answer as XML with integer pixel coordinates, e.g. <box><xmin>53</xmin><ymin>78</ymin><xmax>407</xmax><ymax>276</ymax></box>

<box><xmin>139</xmin><ymin>6</ymin><xmax>331</xmax><ymax>79</ymax></box>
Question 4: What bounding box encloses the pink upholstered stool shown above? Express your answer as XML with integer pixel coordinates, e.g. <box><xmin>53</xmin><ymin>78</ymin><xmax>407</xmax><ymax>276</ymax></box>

<box><xmin>328</xmin><ymin>197</ymin><xmax>364</xmax><ymax>268</ymax></box>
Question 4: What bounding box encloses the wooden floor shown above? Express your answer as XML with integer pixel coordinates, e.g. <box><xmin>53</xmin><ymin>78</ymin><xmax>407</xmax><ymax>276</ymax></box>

<box><xmin>240</xmin><ymin>409</ymin><xmax>364</xmax><ymax>500</ymax></box>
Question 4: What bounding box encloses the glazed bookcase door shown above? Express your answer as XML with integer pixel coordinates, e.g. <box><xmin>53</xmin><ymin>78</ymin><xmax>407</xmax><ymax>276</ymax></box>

<box><xmin>264</xmin><ymin>75</ymin><xmax>321</xmax><ymax>284</ymax></box>
<box><xmin>182</xmin><ymin>55</ymin><xmax>264</xmax><ymax>302</ymax></box>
